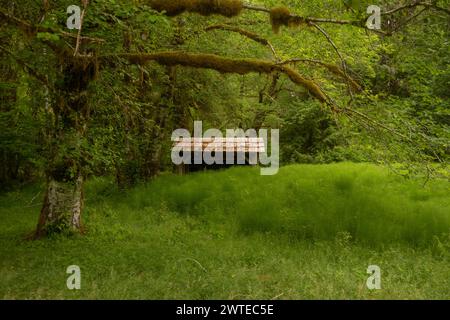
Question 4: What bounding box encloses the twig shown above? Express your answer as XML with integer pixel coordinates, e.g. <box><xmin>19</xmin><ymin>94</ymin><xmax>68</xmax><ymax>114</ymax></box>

<box><xmin>0</xmin><ymin>9</ymin><xmax>104</xmax><ymax>44</ymax></box>
<box><xmin>277</xmin><ymin>58</ymin><xmax>362</xmax><ymax>92</ymax></box>
<box><xmin>387</xmin><ymin>7</ymin><xmax>428</xmax><ymax>35</ymax></box>
<box><xmin>205</xmin><ymin>24</ymin><xmax>279</xmax><ymax>60</ymax></box>
<box><xmin>342</xmin><ymin>106</ymin><xmax>410</xmax><ymax>141</ymax></box>
<box><xmin>383</xmin><ymin>1</ymin><xmax>450</xmax><ymax>16</ymax></box>
<box><xmin>310</xmin><ymin>22</ymin><xmax>355</xmax><ymax>103</ymax></box>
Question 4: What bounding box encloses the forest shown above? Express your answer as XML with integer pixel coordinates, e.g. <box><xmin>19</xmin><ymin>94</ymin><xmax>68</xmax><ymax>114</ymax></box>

<box><xmin>0</xmin><ymin>0</ymin><xmax>449</xmax><ymax>300</ymax></box>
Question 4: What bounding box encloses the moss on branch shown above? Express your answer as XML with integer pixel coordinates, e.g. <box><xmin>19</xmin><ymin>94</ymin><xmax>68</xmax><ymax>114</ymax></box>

<box><xmin>148</xmin><ymin>0</ymin><xmax>244</xmax><ymax>17</ymax></box>
<box><xmin>270</xmin><ymin>6</ymin><xmax>305</xmax><ymax>33</ymax></box>
<box><xmin>111</xmin><ymin>51</ymin><xmax>328</xmax><ymax>103</ymax></box>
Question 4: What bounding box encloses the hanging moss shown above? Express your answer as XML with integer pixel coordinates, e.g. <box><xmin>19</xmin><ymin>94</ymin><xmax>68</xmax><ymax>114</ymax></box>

<box><xmin>149</xmin><ymin>0</ymin><xmax>189</xmax><ymax>16</ymax></box>
<box><xmin>269</xmin><ymin>6</ymin><xmax>305</xmax><ymax>34</ymax></box>
<box><xmin>270</xmin><ymin>6</ymin><xmax>290</xmax><ymax>33</ymax></box>
<box><xmin>149</xmin><ymin>0</ymin><xmax>243</xmax><ymax>18</ymax></box>
<box><xmin>195</xmin><ymin>0</ymin><xmax>244</xmax><ymax>17</ymax></box>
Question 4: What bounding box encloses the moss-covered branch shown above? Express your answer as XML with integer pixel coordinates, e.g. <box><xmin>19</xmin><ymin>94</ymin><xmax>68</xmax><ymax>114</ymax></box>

<box><xmin>279</xmin><ymin>58</ymin><xmax>362</xmax><ymax>92</ymax></box>
<box><xmin>147</xmin><ymin>0</ymin><xmax>243</xmax><ymax>17</ymax></box>
<box><xmin>148</xmin><ymin>1</ymin><xmax>447</xmax><ymax>35</ymax></box>
<box><xmin>105</xmin><ymin>51</ymin><xmax>328</xmax><ymax>103</ymax></box>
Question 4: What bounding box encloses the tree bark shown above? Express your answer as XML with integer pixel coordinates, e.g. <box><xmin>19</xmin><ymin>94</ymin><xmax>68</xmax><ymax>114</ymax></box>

<box><xmin>34</xmin><ymin>174</ymin><xmax>84</xmax><ymax>238</ymax></box>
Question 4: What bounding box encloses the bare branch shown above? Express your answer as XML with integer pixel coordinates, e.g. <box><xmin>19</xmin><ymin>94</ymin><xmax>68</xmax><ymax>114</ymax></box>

<box><xmin>205</xmin><ymin>24</ymin><xmax>278</xmax><ymax>59</ymax></box>
<box><xmin>74</xmin><ymin>1</ymin><xmax>89</xmax><ymax>56</ymax></box>
<box><xmin>278</xmin><ymin>58</ymin><xmax>362</xmax><ymax>92</ymax></box>
<box><xmin>309</xmin><ymin>23</ymin><xmax>355</xmax><ymax>102</ymax></box>
<box><xmin>0</xmin><ymin>9</ymin><xmax>105</xmax><ymax>44</ymax></box>
<box><xmin>0</xmin><ymin>45</ymin><xmax>49</xmax><ymax>85</ymax></box>
<box><xmin>383</xmin><ymin>1</ymin><xmax>450</xmax><ymax>16</ymax></box>
<box><xmin>341</xmin><ymin>106</ymin><xmax>411</xmax><ymax>141</ymax></box>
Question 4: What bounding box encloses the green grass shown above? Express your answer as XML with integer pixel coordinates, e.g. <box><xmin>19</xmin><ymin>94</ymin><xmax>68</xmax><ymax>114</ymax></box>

<box><xmin>0</xmin><ymin>163</ymin><xmax>449</xmax><ymax>299</ymax></box>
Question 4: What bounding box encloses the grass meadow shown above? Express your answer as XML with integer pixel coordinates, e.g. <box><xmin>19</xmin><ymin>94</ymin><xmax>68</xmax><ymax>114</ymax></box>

<box><xmin>0</xmin><ymin>163</ymin><xmax>449</xmax><ymax>299</ymax></box>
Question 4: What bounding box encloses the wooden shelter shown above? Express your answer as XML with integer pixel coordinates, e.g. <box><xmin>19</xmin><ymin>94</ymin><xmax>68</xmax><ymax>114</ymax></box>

<box><xmin>173</xmin><ymin>137</ymin><xmax>266</xmax><ymax>174</ymax></box>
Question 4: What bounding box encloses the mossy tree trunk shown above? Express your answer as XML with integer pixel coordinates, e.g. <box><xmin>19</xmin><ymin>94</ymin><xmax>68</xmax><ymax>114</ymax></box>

<box><xmin>35</xmin><ymin>174</ymin><xmax>84</xmax><ymax>237</ymax></box>
<box><xmin>33</xmin><ymin>58</ymin><xmax>96</xmax><ymax>238</ymax></box>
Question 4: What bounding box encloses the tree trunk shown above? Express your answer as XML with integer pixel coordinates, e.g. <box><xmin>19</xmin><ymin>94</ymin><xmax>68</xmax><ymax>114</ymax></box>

<box><xmin>34</xmin><ymin>174</ymin><xmax>84</xmax><ymax>238</ymax></box>
<box><xmin>32</xmin><ymin>57</ymin><xmax>96</xmax><ymax>238</ymax></box>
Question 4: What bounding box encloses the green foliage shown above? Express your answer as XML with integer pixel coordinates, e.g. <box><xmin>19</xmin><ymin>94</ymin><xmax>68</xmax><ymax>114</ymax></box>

<box><xmin>36</xmin><ymin>32</ymin><xmax>60</xmax><ymax>42</ymax></box>
<box><xmin>278</xmin><ymin>100</ymin><xmax>341</xmax><ymax>163</ymax></box>
<box><xmin>1</xmin><ymin>0</ymin><xmax>449</xmax><ymax>188</ymax></box>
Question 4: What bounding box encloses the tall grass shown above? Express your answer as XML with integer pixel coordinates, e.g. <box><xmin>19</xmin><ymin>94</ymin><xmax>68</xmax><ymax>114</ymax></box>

<box><xmin>1</xmin><ymin>163</ymin><xmax>449</xmax><ymax>299</ymax></box>
<box><xmin>108</xmin><ymin>163</ymin><xmax>450</xmax><ymax>247</ymax></box>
